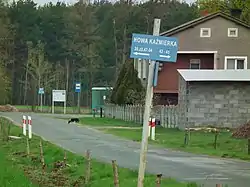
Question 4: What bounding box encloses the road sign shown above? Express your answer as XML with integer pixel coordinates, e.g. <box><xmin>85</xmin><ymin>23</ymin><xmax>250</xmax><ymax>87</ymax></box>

<box><xmin>38</xmin><ymin>88</ymin><xmax>44</xmax><ymax>94</ymax></box>
<box><xmin>130</xmin><ymin>33</ymin><xmax>178</xmax><ymax>62</ymax></box>
<box><xmin>52</xmin><ymin>90</ymin><xmax>66</xmax><ymax>102</ymax></box>
<box><xmin>75</xmin><ymin>82</ymin><xmax>81</xmax><ymax>93</ymax></box>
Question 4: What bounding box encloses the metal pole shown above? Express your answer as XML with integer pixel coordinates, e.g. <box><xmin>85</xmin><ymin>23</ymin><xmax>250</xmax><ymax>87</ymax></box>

<box><xmin>137</xmin><ymin>18</ymin><xmax>161</xmax><ymax>187</ymax></box>
<box><xmin>40</xmin><ymin>94</ymin><xmax>43</xmax><ymax>112</ymax></box>
<box><xmin>77</xmin><ymin>91</ymin><xmax>80</xmax><ymax>114</ymax></box>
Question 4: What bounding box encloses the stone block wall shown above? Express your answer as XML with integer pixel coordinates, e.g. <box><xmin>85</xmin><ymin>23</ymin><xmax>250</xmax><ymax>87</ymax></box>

<box><xmin>180</xmin><ymin>81</ymin><xmax>250</xmax><ymax>128</ymax></box>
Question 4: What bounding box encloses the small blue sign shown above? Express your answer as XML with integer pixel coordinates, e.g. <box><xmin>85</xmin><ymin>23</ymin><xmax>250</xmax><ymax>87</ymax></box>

<box><xmin>75</xmin><ymin>82</ymin><xmax>81</xmax><ymax>93</ymax></box>
<box><xmin>130</xmin><ymin>33</ymin><xmax>178</xmax><ymax>62</ymax></box>
<box><xmin>38</xmin><ymin>88</ymin><xmax>44</xmax><ymax>94</ymax></box>
<box><xmin>153</xmin><ymin>62</ymin><xmax>159</xmax><ymax>87</ymax></box>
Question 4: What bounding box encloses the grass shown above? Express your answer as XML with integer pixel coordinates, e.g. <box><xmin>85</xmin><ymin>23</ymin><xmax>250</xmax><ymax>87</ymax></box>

<box><xmin>103</xmin><ymin>127</ymin><xmax>250</xmax><ymax>160</ymax></box>
<box><xmin>77</xmin><ymin>117</ymin><xmax>250</xmax><ymax>161</ymax></box>
<box><xmin>79</xmin><ymin>117</ymin><xmax>141</xmax><ymax>127</ymax></box>
<box><xmin>0</xmin><ymin>117</ymin><xmax>197</xmax><ymax>187</ymax></box>
<box><xmin>14</xmin><ymin>105</ymin><xmax>91</xmax><ymax>114</ymax></box>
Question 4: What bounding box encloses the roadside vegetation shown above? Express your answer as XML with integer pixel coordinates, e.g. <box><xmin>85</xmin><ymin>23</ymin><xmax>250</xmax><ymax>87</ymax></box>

<box><xmin>78</xmin><ymin>117</ymin><xmax>250</xmax><ymax>161</ymax></box>
<box><xmin>0</xmin><ymin>117</ymin><xmax>197</xmax><ymax>187</ymax></box>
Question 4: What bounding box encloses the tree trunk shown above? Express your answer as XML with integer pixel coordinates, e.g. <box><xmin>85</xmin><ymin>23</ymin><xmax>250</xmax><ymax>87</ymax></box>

<box><xmin>113</xmin><ymin>19</ymin><xmax>118</xmax><ymax>84</ymax></box>
<box><xmin>121</xmin><ymin>25</ymin><xmax>127</xmax><ymax>66</ymax></box>
<box><xmin>23</xmin><ymin>60</ymin><xmax>29</xmax><ymax>105</ymax></box>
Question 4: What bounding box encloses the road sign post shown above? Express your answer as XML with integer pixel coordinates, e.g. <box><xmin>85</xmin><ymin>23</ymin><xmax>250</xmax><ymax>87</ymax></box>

<box><xmin>75</xmin><ymin>82</ymin><xmax>81</xmax><ymax>114</ymax></box>
<box><xmin>52</xmin><ymin>90</ymin><xmax>66</xmax><ymax>114</ymax></box>
<box><xmin>130</xmin><ymin>33</ymin><xmax>178</xmax><ymax>62</ymax></box>
<box><xmin>132</xmin><ymin>19</ymin><xmax>178</xmax><ymax>187</ymax></box>
<box><xmin>38</xmin><ymin>88</ymin><xmax>44</xmax><ymax>112</ymax></box>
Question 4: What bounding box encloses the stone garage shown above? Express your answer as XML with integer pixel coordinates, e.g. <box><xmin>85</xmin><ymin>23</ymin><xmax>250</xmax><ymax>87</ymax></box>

<box><xmin>177</xmin><ymin>69</ymin><xmax>250</xmax><ymax>129</ymax></box>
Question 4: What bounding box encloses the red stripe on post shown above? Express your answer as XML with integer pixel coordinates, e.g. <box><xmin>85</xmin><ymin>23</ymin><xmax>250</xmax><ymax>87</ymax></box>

<box><xmin>148</xmin><ymin>118</ymin><xmax>152</xmax><ymax>127</ymax></box>
<box><xmin>151</xmin><ymin>118</ymin><xmax>156</xmax><ymax>127</ymax></box>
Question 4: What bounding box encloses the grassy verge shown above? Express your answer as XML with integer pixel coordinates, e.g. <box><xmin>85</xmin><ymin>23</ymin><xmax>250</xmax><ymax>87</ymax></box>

<box><xmin>102</xmin><ymin>126</ymin><xmax>250</xmax><ymax>160</ymax></box>
<box><xmin>79</xmin><ymin>117</ymin><xmax>250</xmax><ymax>161</ymax></box>
<box><xmin>0</xmin><ymin>117</ymin><xmax>197</xmax><ymax>187</ymax></box>
<box><xmin>14</xmin><ymin>105</ymin><xmax>91</xmax><ymax>114</ymax></box>
<box><xmin>79</xmin><ymin>117</ymin><xmax>141</xmax><ymax>127</ymax></box>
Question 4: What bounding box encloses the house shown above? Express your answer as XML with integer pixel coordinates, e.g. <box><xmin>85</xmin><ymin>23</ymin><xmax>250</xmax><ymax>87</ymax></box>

<box><xmin>178</xmin><ymin>69</ymin><xmax>250</xmax><ymax>129</ymax></box>
<box><xmin>135</xmin><ymin>11</ymin><xmax>250</xmax><ymax>105</ymax></box>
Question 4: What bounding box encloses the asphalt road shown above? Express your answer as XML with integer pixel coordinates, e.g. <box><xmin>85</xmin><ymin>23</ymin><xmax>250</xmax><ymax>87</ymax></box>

<box><xmin>1</xmin><ymin>112</ymin><xmax>250</xmax><ymax>187</ymax></box>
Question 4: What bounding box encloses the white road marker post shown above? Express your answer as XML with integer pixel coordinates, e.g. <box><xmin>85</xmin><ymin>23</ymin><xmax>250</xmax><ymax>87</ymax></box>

<box><xmin>28</xmin><ymin>116</ymin><xmax>32</xmax><ymax>139</ymax></box>
<box><xmin>151</xmin><ymin>117</ymin><xmax>156</xmax><ymax>141</ymax></box>
<box><xmin>148</xmin><ymin>118</ymin><xmax>152</xmax><ymax>138</ymax></box>
<box><xmin>22</xmin><ymin>115</ymin><xmax>27</xmax><ymax>136</ymax></box>
<box><xmin>137</xmin><ymin>18</ymin><xmax>161</xmax><ymax>187</ymax></box>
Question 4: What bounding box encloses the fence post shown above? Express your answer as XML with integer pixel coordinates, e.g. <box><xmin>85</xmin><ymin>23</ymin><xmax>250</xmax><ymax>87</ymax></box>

<box><xmin>112</xmin><ymin>160</ymin><xmax>119</xmax><ymax>187</ymax></box>
<box><xmin>151</xmin><ymin>117</ymin><xmax>156</xmax><ymax>140</ymax></box>
<box><xmin>22</xmin><ymin>115</ymin><xmax>27</xmax><ymax>136</ymax></box>
<box><xmin>148</xmin><ymin>118</ymin><xmax>152</xmax><ymax>138</ymax></box>
<box><xmin>28</xmin><ymin>116</ymin><xmax>32</xmax><ymax>139</ymax></box>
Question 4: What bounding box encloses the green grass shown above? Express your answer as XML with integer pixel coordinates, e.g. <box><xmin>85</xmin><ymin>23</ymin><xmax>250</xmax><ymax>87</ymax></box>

<box><xmin>102</xmin><ymin>126</ymin><xmax>250</xmax><ymax>161</ymax></box>
<box><xmin>79</xmin><ymin>117</ymin><xmax>141</xmax><ymax>127</ymax></box>
<box><xmin>0</xmin><ymin>147</ymin><xmax>37</xmax><ymax>187</ymax></box>
<box><xmin>0</xmin><ymin>117</ymin><xmax>197</xmax><ymax>187</ymax></box>
<box><xmin>14</xmin><ymin>105</ymin><xmax>91</xmax><ymax>114</ymax></box>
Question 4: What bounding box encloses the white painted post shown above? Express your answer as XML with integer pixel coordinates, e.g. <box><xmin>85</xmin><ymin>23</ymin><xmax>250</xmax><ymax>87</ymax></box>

<box><xmin>22</xmin><ymin>115</ymin><xmax>26</xmax><ymax>136</ymax></box>
<box><xmin>28</xmin><ymin>116</ymin><xmax>32</xmax><ymax>139</ymax></box>
<box><xmin>151</xmin><ymin>118</ymin><xmax>156</xmax><ymax>141</ymax></box>
<box><xmin>148</xmin><ymin>118</ymin><xmax>151</xmax><ymax>137</ymax></box>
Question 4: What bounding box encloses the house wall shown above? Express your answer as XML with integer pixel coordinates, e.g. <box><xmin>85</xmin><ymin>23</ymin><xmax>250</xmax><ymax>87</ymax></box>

<box><xmin>177</xmin><ymin>75</ymin><xmax>187</xmax><ymax>129</ymax></box>
<box><xmin>154</xmin><ymin>54</ymin><xmax>214</xmax><ymax>93</ymax></box>
<box><xmin>164</xmin><ymin>17</ymin><xmax>250</xmax><ymax>69</ymax></box>
<box><xmin>181</xmin><ymin>81</ymin><xmax>250</xmax><ymax>128</ymax></box>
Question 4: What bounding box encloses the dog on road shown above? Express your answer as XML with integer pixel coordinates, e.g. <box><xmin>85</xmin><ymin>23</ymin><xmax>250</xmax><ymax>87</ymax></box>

<box><xmin>68</xmin><ymin>118</ymin><xmax>80</xmax><ymax>124</ymax></box>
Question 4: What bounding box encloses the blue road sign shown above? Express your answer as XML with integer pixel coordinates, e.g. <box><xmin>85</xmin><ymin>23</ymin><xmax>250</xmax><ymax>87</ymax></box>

<box><xmin>38</xmin><ymin>88</ymin><xmax>44</xmax><ymax>94</ymax></box>
<box><xmin>75</xmin><ymin>82</ymin><xmax>81</xmax><ymax>93</ymax></box>
<box><xmin>130</xmin><ymin>33</ymin><xmax>178</xmax><ymax>62</ymax></box>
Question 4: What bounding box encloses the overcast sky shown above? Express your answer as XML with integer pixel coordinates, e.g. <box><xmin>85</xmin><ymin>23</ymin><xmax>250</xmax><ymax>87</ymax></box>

<box><xmin>34</xmin><ymin>0</ymin><xmax>196</xmax><ymax>6</ymax></box>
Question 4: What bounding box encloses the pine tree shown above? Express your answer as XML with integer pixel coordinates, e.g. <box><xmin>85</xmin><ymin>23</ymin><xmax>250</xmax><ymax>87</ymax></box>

<box><xmin>110</xmin><ymin>60</ymin><xmax>145</xmax><ymax>105</ymax></box>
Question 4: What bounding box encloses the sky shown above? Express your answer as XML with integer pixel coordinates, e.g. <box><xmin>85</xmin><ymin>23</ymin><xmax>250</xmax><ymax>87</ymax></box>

<box><xmin>34</xmin><ymin>0</ymin><xmax>196</xmax><ymax>6</ymax></box>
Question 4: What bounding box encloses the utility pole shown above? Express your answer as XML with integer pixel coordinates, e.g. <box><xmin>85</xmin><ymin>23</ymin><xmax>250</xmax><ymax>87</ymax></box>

<box><xmin>137</xmin><ymin>18</ymin><xmax>161</xmax><ymax>187</ymax></box>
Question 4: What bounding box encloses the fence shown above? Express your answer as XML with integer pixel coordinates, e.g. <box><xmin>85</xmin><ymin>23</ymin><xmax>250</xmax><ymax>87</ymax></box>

<box><xmin>104</xmin><ymin>104</ymin><xmax>178</xmax><ymax>128</ymax></box>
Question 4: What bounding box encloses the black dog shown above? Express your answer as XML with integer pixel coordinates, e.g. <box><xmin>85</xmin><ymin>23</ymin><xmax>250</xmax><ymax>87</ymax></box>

<box><xmin>68</xmin><ymin>118</ymin><xmax>80</xmax><ymax>124</ymax></box>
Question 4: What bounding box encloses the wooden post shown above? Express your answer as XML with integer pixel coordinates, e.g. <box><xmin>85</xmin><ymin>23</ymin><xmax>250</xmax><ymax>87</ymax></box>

<box><xmin>214</xmin><ymin>130</ymin><xmax>218</xmax><ymax>149</ymax></box>
<box><xmin>64</xmin><ymin>150</ymin><xmax>67</xmax><ymax>165</ymax></box>
<box><xmin>156</xmin><ymin>174</ymin><xmax>162</xmax><ymax>187</ymax></box>
<box><xmin>26</xmin><ymin>137</ymin><xmax>30</xmax><ymax>156</ymax></box>
<box><xmin>39</xmin><ymin>140</ymin><xmax>45</xmax><ymax>171</ymax></box>
<box><xmin>112</xmin><ymin>160</ymin><xmax>119</xmax><ymax>187</ymax></box>
<box><xmin>247</xmin><ymin>138</ymin><xmax>250</xmax><ymax>155</ymax></box>
<box><xmin>85</xmin><ymin>149</ymin><xmax>91</xmax><ymax>185</ymax></box>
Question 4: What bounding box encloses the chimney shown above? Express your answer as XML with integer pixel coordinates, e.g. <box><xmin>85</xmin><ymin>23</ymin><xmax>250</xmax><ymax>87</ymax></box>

<box><xmin>230</xmin><ymin>8</ymin><xmax>242</xmax><ymax>18</ymax></box>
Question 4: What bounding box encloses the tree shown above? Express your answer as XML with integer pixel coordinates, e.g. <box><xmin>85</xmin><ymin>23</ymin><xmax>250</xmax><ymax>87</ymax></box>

<box><xmin>110</xmin><ymin>60</ymin><xmax>145</xmax><ymax>105</ymax></box>
<box><xmin>26</xmin><ymin>41</ymin><xmax>54</xmax><ymax>109</ymax></box>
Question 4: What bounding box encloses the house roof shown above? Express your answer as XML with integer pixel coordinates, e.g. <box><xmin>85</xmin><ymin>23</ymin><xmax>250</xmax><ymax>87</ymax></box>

<box><xmin>160</xmin><ymin>11</ymin><xmax>250</xmax><ymax>36</ymax></box>
<box><xmin>177</xmin><ymin>69</ymin><xmax>250</xmax><ymax>82</ymax></box>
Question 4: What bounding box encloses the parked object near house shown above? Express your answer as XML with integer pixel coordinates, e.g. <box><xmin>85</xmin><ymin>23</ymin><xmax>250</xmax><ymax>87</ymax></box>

<box><xmin>178</xmin><ymin>69</ymin><xmax>250</xmax><ymax>129</ymax></box>
<box><xmin>134</xmin><ymin>11</ymin><xmax>250</xmax><ymax>105</ymax></box>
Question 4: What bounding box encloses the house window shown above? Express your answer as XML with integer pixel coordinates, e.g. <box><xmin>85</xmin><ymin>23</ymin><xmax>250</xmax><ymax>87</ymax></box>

<box><xmin>190</xmin><ymin>59</ymin><xmax>201</xmax><ymax>69</ymax></box>
<box><xmin>200</xmin><ymin>28</ymin><xmax>211</xmax><ymax>37</ymax></box>
<box><xmin>224</xmin><ymin>56</ymin><xmax>247</xmax><ymax>69</ymax></box>
<box><xmin>228</xmin><ymin>28</ymin><xmax>238</xmax><ymax>37</ymax></box>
